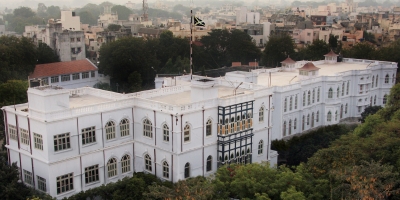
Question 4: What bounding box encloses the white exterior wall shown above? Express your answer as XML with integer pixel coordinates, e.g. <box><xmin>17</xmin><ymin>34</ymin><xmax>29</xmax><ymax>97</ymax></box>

<box><xmin>38</xmin><ymin>70</ymin><xmax>110</xmax><ymax>89</ymax></box>
<box><xmin>2</xmin><ymin>59</ymin><xmax>397</xmax><ymax>199</ymax></box>
<box><xmin>60</xmin><ymin>11</ymin><xmax>81</xmax><ymax>31</ymax></box>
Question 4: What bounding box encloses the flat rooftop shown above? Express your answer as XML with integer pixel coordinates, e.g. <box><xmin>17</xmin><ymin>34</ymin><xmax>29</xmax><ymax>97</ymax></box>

<box><xmin>148</xmin><ymin>86</ymin><xmax>251</xmax><ymax>105</ymax></box>
<box><xmin>69</xmin><ymin>94</ymin><xmax>113</xmax><ymax>108</ymax></box>
<box><xmin>258</xmin><ymin>62</ymin><xmax>370</xmax><ymax>87</ymax></box>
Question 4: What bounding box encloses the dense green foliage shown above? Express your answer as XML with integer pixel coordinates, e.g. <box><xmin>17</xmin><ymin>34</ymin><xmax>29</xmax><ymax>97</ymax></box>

<box><xmin>263</xmin><ymin>33</ymin><xmax>296</xmax><ymax>67</ymax></box>
<box><xmin>64</xmin><ymin>172</ymin><xmax>172</xmax><ymax>200</ymax></box>
<box><xmin>111</xmin><ymin>5</ymin><xmax>132</xmax><ymax>21</ymax></box>
<box><xmin>272</xmin><ymin>124</ymin><xmax>357</xmax><ymax>166</ymax></box>
<box><xmin>360</xmin><ymin>105</ymin><xmax>382</xmax><ymax>123</ymax></box>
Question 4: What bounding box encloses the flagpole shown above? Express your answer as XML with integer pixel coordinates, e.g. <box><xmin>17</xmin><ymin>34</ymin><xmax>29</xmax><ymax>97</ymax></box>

<box><xmin>190</xmin><ymin>0</ymin><xmax>193</xmax><ymax>79</ymax></box>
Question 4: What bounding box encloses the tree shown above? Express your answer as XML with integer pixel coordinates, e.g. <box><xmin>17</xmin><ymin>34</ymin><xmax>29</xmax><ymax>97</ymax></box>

<box><xmin>37</xmin><ymin>43</ymin><xmax>60</xmax><ymax>64</ymax></box>
<box><xmin>111</xmin><ymin>5</ymin><xmax>132</xmax><ymax>21</ymax></box>
<box><xmin>13</xmin><ymin>7</ymin><xmax>35</xmax><ymax>18</ymax></box>
<box><xmin>360</xmin><ymin>105</ymin><xmax>382</xmax><ymax>123</ymax></box>
<box><xmin>37</xmin><ymin>3</ymin><xmax>47</xmax><ymax>18</ymax></box>
<box><xmin>78</xmin><ymin>11</ymin><xmax>97</xmax><ymax>25</ymax></box>
<box><xmin>128</xmin><ymin>71</ymin><xmax>142</xmax><ymax>92</ymax></box>
<box><xmin>342</xmin><ymin>42</ymin><xmax>376</xmax><ymax>59</ymax></box>
<box><xmin>0</xmin><ymin>36</ymin><xmax>37</xmax><ymax>83</ymax></box>
<box><xmin>46</xmin><ymin>6</ymin><xmax>61</xmax><ymax>19</ymax></box>
<box><xmin>263</xmin><ymin>33</ymin><xmax>296</xmax><ymax>67</ymax></box>
<box><xmin>107</xmin><ymin>24</ymin><xmax>121</xmax><ymax>31</ymax></box>
<box><xmin>98</xmin><ymin>37</ymin><xmax>159</xmax><ymax>92</ymax></box>
<box><xmin>300</xmin><ymin>39</ymin><xmax>330</xmax><ymax>61</ymax></box>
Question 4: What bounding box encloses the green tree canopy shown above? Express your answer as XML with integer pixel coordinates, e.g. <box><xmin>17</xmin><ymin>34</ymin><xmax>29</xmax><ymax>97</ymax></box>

<box><xmin>263</xmin><ymin>33</ymin><xmax>296</xmax><ymax>67</ymax></box>
<box><xmin>107</xmin><ymin>24</ymin><xmax>121</xmax><ymax>31</ymax></box>
<box><xmin>111</xmin><ymin>5</ymin><xmax>132</xmax><ymax>20</ymax></box>
<box><xmin>78</xmin><ymin>11</ymin><xmax>97</xmax><ymax>25</ymax></box>
<box><xmin>98</xmin><ymin>37</ymin><xmax>159</xmax><ymax>92</ymax></box>
<box><xmin>37</xmin><ymin>43</ymin><xmax>60</xmax><ymax>64</ymax></box>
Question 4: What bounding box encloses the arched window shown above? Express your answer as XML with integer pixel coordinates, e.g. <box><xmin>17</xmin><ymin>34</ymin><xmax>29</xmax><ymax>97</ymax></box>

<box><xmin>307</xmin><ymin>91</ymin><xmax>311</xmax><ymax>105</ymax></box>
<box><xmin>345</xmin><ymin>104</ymin><xmax>348</xmax><ymax>114</ymax></box>
<box><xmin>347</xmin><ymin>81</ymin><xmax>350</xmax><ymax>95</ymax></box>
<box><xmin>335</xmin><ymin>111</ymin><xmax>338</xmax><ymax>121</ymax></box>
<box><xmin>184</xmin><ymin>163</ymin><xmax>190</xmax><ymax>178</ymax></box>
<box><xmin>246</xmin><ymin>148</ymin><xmax>251</xmax><ymax>164</ymax></box>
<box><xmin>290</xmin><ymin>97</ymin><xmax>293</xmax><ymax>111</ymax></box>
<box><xmin>288</xmin><ymin>120</ymin><xmax>292</xmax><ymax>135</ymax></box>
<box><xmin>258</xmin><ymin>140</ymin><xmax>264</xmax><ymax>154</ymax></box>
<box><xmin>163</xmin><ymin>161</ymin><xmax>169</xmax><ymax>178</ymax></box>
<box><xmin>376</xmin><ymin>75</ymin><xmax>378</xmax><ymax>87</ymax></box>
<box><xmin>302</xmin><ymin>115</ymin><xmax>305</xmax><ymax>131</ymax></box>
<box><xmin>311</xmin><ymin>112</ymin><xmax>315</xmax><ymax>128</ymax></box>
<box><xmin>327</xmin><ymin>111</ymin><xmax>332</xmax><ymax>122</ymax></box>
<box><xmin>295</xmin><ymin>94</ymin><xmax>298</xmax><ymax>109</ymax></box>
<box><xmin>284</xmin><ymin>98</ymin><xmax>287</xmax><ymax>112</ymax></box>
<box><xmin>393</xmin><ymin>74</ymin><xmax>395</xmax><ymax>83</ymax></box>
<box><xmin>163</xmin><ymin>124</ymin><xmax>169</xmax><ymax>142</ymax></box>
<box><xmin>385</xmin><ymin>74</ymin><xmax>389</xmax><ymax>83</ymax></box>
<box><xmin>105</xmin><ymin>121</ymin><xmax>116</xmax><ymax>140</ymax></box>
<box><xmin>107</xmin><ymin>158</ymin><xmax>117</xmax><ymax>178</ymax></box>
<box><xmin>342</xmin><ymin>82</ymin><xmax>345</xmax><ymax>96</ymax></box>
<box><xmin>184</xmin><ymin>124</ymin><xmax>190</xmax><ymax>142</ymax></box>
<box><xmin>340</xmin><ymin>104</ymin><xmax>343</xmax><ymax>119</ymax></box>
<box><xmin>143</xmin><ymin>119</ymin><xmax>153</xmax><ymax>138</ymax></box>
<box><xmin>383</xmin><ymin>94</ymin><xmax>387</xmax><ymax>104</ymax></box>
<box><xmin>328</xmin><ymin>88</ymin><xmax>333</xmax><ymax>98</ymax></box>
<box><xmin>294</xmin><ymin>118</ymin><xmax>297</xmax><ymax>130</ymax></box>
<box><xmin>206</xmin><ymin>156</ymin><xmax>212</xmax><ymax>172</ymax></box>
<box><xmin>317</xmin><ymin>88</ymin><xmax>320</xmax><ymax>102</ymax></box>
<box><xmin>206</xmin><ymin>119</ymin><xmax>212</xmax><ymax>136</ymax></box>
<box><xmin>120</xmin><ymin>118</ymin><xmax>130</xmax><ymax>137</ymax></box>
<box><xmin>121</xmin><ymin>155</ymin><xmax>131</xmax><ymax>173</ymax></box>
<box><xmin>312</xmin><ymin>89</ymin><xmax>315</xmax><ymax>103</ymax></box>
<box><xmin>145</xmin><ymin>154</ymin><xmax>152</xmax><ymax>171</ymax></box>
<box><xmin>259</xmin><ymin>107</ymin><xmax>264</xmax><ymax>122</ymax></box>
<box><xmin>303</xmin><ymin>92</ymin><xmax>306</xmax><ymax>106</ymax></box>
<box><xmin>372</xmin><ymin>75</ymin><xmax>375</xmax><ymax>88</ymax></box>
<box><xmin>374</xmin><ymin>95</ymin><xmax>377</xmax><ymax>105</ymax></box>
<box><xmin>283</xmin><ymin>121</ymin><xmax>286</xmax><ymax>136</ymax></box>
<box><xmin>337</xmin><ymin>87</ymin><xmax>340</xmax><ymax>98</ymax></box>
<box><xmin>307</xmin><ymin>114</ymin><xmax>310</xmax><ymax>125</ymax></box>
<box><xmin>316</xmin><ymin>111</ymin><xmax>319</xmax><ymax>122</ymax></box>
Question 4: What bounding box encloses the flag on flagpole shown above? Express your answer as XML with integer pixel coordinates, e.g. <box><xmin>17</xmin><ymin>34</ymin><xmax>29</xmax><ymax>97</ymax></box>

<box><xmin>193</xmin><ymin>16</ymin><xmax>205</xmax><ymax>27</ymax></box>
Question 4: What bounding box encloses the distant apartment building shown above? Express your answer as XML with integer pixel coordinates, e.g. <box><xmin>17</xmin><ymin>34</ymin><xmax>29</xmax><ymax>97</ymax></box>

<box><xmin>98</xmin><ymin>5</ymin><xmax>118</xmax><ymax>28</ymax></box>
<box><xmin>236</xmin><ymin>7</ymin><xmax>260</xmax><ymax>25</ymax></box>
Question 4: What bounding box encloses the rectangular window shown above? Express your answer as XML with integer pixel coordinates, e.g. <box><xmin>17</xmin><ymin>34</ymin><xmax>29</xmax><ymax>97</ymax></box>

<box><xmin>37</xmin><ymin>176</ymin><xmax>46</xmax><ymax>192</ymax></box>
<box><xmin>61</xmin><ymin>75</ymin><xmax>70</xmax><ymax>82</ymax></box>
<box><xmin>91</xmin><ymin>71</ymin><xmax>95</xmax><ymax>78</ymax></box>
<box><xmin>51</xmin><ymin>76</ymin><xmax>59</xmax><ymax>83</ymax></box>
<box><xmin>56</xmin><ymin>173</ymin><xmax>74</xmax><ymax>194</ymax></box>
<box><xmin>8</xmin><ymin>124</ymin><xmax>17</xmax><ymax>140</ymax></box>
<box><xmin>82</xmin><ymin>126</ymin><xmax>96</xmax><ymax>145</ymax></box>
<box><xmin>77</xmin><ymin>47</ymin><xmax>81</xmax><ymax>52</ymax></box>
<box><xmin>54</xmin><ymin>133</ymin><xmax>71</xmax><ymax>152</ymax></box>
<box><xmin>34</xmin><ymin>133</ymin><xmax>43</xmax><ymax>150</ymax></box>
<box><xmin>70</xmin><ymin>38</ymin><xmax>75</xmax><ymax>42</ymax></box>
<box><xmin>72</xmin><ymin>73</ymin><xmax>80</xmax><ymax>80</ymax></box>
<box><xmin>82</xmin><ymin>72</ymin><xmax>89</xmax><ymax>79</ymax></box>
<box><xmin>71</xmin><ymin>48</ymin><xmax>75</xmax><ymax>54</ymax></box>
<box><xmin>42</xmin><ymin>78</ymin><xmax>48</xmax><ymax>85</ymax></box>
<box><xmin>20</xmin><ymin>128</ymin><xmax>30</xmax><ymax>145</ymax></box>
<box><xmin>24</xmin><ymin>170</ymin><xmax>33</xmax><ymax>185</ymax></box>
<box><xmin>85</xmin><ymin>165</ymin><xmax>99</xmax><ymax>184</ymax></box>
<box><xmin>77</xmin><ymin>37</ymin><xmax>81</xmax><ymax>42</ymax></box>
<box><xmin>359</xmin><ymin>85</ymin><xmax>363</xmax><ymax>94</ymax></box>
<box><xmin>358</xmin><ymin>106</ymin><xmax>362</xmax><ymax>113</ymax></box>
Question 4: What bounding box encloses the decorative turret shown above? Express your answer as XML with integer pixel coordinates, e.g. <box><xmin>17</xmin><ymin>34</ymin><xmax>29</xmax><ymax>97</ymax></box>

<box><xmin>280</xmin><ymin>56</ymin><xmax>296</xmax><ymax>71</ymax></box>
<box><xmin>298</xmin><ymin>62</ymin><xmax>320</xmax><ymax>80</ymax></box>
<box><xmin>324</xmin><ymin>50</ymin><xmax>338</xmax><ymax>64</ymax></box>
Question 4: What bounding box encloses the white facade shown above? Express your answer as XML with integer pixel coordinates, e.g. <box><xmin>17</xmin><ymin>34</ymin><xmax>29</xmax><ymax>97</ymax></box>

<box><xmin>2</xmin><ymin>58</ymin><xmax>397</xmax><ymax>199</ymax></box>
<box><xmin>60</xmin><ymin>11</ymin><xmax>81</xmax><ymax>31</ymax></box>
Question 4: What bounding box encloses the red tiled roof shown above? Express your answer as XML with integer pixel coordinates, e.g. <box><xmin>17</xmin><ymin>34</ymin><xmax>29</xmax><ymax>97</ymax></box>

<box><xmin>281</xmin><ymin>56</ymin><xmax>296</xmax><ymax>64</ymax></box>
<box><xmin>30</xmin><ymin>59</ymin><xmax>97</xmax><ymax>79</ymax></box>
<box><xmin>324</xmin><ymin>50</ymin><xmax>338</xmax><ymax>57</ymax></box>
<box><xmin>299</xmin><ymin>62</ymin><xmax>320</xmax><ymax>71</ymax></box>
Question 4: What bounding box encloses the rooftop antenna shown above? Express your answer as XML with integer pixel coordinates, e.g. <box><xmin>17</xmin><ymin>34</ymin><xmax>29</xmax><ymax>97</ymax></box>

<box><xmin>234</xmin><ymin>82</ymin><xmax>243</xmax><ymax>96</ymax></box>
<box><xmin>190</xmin><ymin>0</ymin><xmax>194</xmax><ymax>79</ymax></box>
<box><xmin>143</xmin><ymin>0</ymin><xmax>148</xmax><ymax>21</ymax></box>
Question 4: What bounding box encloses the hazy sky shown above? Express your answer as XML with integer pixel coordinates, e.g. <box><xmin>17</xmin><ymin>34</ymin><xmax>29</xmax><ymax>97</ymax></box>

<box><xmin>0</xmin><ymin>0</ymin><xmax>169</xmax><ymax>10</ymax></box>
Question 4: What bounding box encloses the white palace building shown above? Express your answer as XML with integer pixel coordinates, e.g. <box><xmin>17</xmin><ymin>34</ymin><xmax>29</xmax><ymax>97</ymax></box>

<box><xmin>2</xmin><ymin>54</ymin><xmax>397</xmax><ymax>199</ymax></box>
